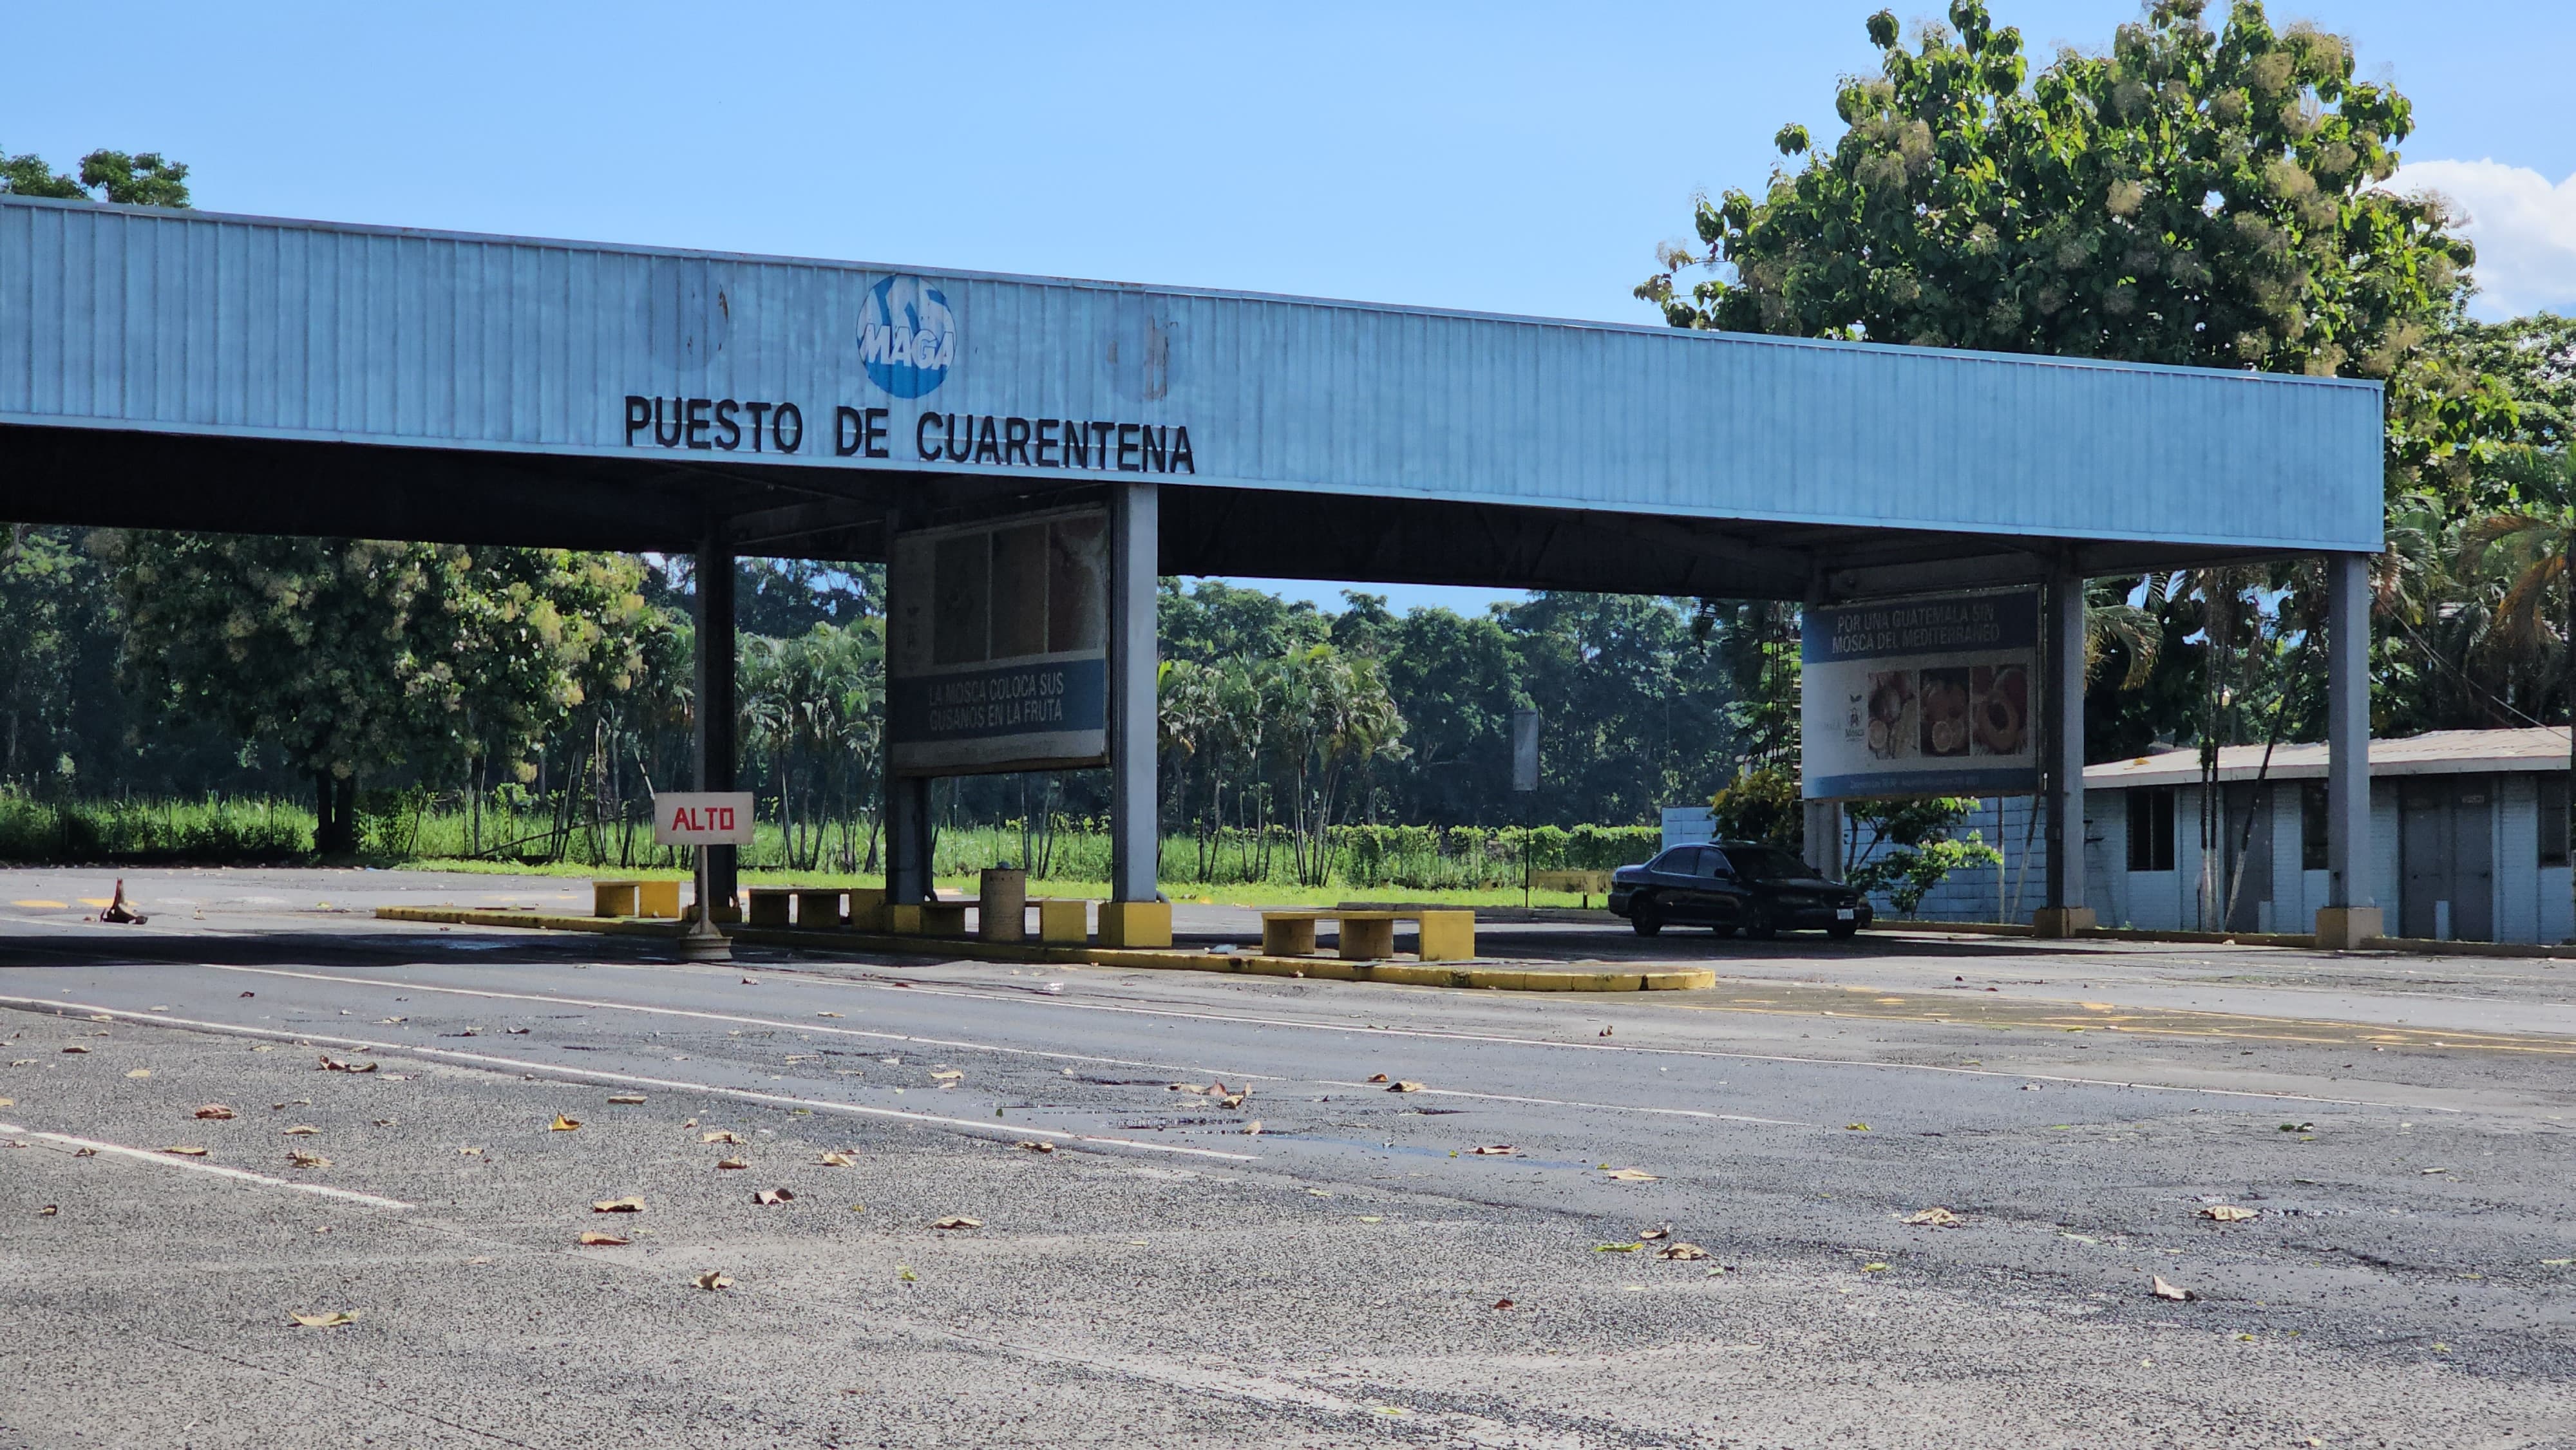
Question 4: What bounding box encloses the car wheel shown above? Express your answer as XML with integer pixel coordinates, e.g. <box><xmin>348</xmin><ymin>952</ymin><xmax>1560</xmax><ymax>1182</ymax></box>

<box><xmin>1743</xmin><ymin>906</ymin><xmax>1778</xmax><ymax>941</ymax></box>
<box><xmin>1827</xmin><ymin>920</ymin><xmax>1860</xmax><ymax>940</ymax></box>
<box><xmin>1631</xmin><ymin>897</ymin><xmax>1663</xmax><ymax>937</ymax></box>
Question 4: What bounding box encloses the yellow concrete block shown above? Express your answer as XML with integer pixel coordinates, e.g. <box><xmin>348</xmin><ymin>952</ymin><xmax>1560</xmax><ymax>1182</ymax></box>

<box><xmin>593</xmin><ymin>881</ymin><xmax>641</xmax><ymax>918</ymax></box>
<box><xmin>2031</xmin><ymin>907</ymin><xmax>2098</xmax><ymax>938</ymax></box>
<box><xmin>1099</xmin><ymin>899</ymin><xmax>1172</xmax><ymax>948</ymax></box>
<box><xmin>1261</xmin><ymin>915</ymin><xmax>1318</xmax><ymax>956</ymax></box>
<box><xmin>887</xmin><ymin>901</ymin><xmax>967</xmax><ymax>937</ymax></box>
<box><xmin>1034</xmin><ymin>898</ymin><xmax>1088</xmax><ymax>944</ymax></box>
<box><xmin>794</xmin><ymin>889</ymin><xmax>845</xmax><ymax>929</ymax></box>
<box><xmin>2314</xmin><ymin>905</ymin><xmax>2384</xmax><ymax>950</ymax></box>
<box><xmin>746</xmin><ymin>889</ymin><xmax>794</xmax><ymax>928</ymax></box>
<box><xmin>1414</xmin><ymin>909</ymin><xmax>1475</xmax><ymax>961</ymax></box>
<box><xmin>635</xmin><ymin>880</ymin><xmax>681</xmax><ymax>919</ymax></box>
<box><xmin>846</xmin><ymin>887</ymin><xmax>887</xmax><ymax>932</ymax></box>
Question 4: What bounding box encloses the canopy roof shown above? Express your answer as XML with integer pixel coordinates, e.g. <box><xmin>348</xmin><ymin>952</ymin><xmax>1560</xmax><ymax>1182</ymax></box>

<box><xmin>1</xmin><ymin>196</ymin><xmax>2385</xmax><ymax>598</ymax></box>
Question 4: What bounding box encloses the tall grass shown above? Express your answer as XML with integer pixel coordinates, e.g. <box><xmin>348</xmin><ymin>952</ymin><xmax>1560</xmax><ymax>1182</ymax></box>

<box><xmin>0</xmin><ymin>789</ymin><xmax>1667</xmax><ymax>893</ymax></box>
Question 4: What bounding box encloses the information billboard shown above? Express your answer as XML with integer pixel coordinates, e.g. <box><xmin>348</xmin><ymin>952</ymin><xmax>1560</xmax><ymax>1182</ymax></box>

<box><xmin>1801</xmin><ymin>588</ymin><xmax>2041</xmax><ymax>800</ymax></box>
<box><xmin>887</xmin><ymin>507</ymin><xmax>1110</xmax><ymax>776</ymax></box>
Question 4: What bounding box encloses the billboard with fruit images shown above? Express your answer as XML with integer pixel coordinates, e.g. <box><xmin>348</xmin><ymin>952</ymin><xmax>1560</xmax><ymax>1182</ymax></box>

<box><xmin>1801</xmin><ymin>589</ymin><xmax>2040</xmax><ymax>800</ymax></box>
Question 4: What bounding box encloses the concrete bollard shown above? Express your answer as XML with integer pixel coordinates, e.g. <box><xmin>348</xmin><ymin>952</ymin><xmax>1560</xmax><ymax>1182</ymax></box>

<box><xmin>980</xmin><ymin>867</ymin><xmax>1027</xmax><ymax>943</ymax></box>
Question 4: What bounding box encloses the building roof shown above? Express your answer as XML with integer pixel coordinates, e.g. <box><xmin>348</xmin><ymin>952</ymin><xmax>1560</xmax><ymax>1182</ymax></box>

<box><xmin>2085</xmin><ymin>728</ymin><xmax>2574</xmax><ymax>788</ymax></box>
<box><xmin>1</xmin><ymin>194</ymin><xmax>2385</xmax><ymax>579</ymax></box>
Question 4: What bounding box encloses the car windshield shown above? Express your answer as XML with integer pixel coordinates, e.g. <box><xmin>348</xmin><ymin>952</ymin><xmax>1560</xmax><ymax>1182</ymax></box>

<box><xmin>1723</xmin><ymin>845</ymin><xmax>1824</xmax><ymax>883</ymax></box>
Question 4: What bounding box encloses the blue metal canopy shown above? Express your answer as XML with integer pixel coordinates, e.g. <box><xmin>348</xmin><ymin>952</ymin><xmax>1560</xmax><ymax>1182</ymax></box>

<box><xmin>0</xmin><ymin>195</ymin><xmax>2382</xmax><ymax>594</ymax></box>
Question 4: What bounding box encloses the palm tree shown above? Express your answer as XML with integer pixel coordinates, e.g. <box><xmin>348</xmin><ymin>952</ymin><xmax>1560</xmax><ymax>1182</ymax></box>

<box><xmin>2459</xmin><ymin>445</ymin><xmax>2576</xmax><ymax>937</ymax></box>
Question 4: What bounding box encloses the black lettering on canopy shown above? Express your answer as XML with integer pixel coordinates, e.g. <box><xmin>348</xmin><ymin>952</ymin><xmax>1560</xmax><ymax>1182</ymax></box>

<box><xmin>1142</xmin><ymin>425</ymin><xmax>1167</xmax><ymax>472</ymax></box>
<box><xmin>835</xmin><ymin>406</ymin><xmax>865</xmax><ymax>457</ymax></box>
<box><xmin>685</xmin><ymin>398</ymin><xmax>712</xmax><ymax>450</ymax></box>
<box><xmin>1036</xmin><ymin>418</ymin><xmax>1059</xmax><ymax>467</ymax></box>
<box><xmin>746</xmin><ymin>400</ymin><xmax>772</xmax><ymax>451</ymax></box>
<box><xmin>1061</xmin><ymin>419</ymin><xmax>1088</xmax><ymax>469</ymax></box>
<box><xmin>1115</xmin><ymin>423</ymin><xmax>1141</xmax><ymax>472</ymax></box>
<box><xmin>715</xmin><ymin>399</ymin><xmax>742</xmax><ymax>451</ymax></box>
<box><xmin>917</xmin><ymin>411</ymin><xmax>943</xmax><ymax>461</ymax></box>
<box><xmin>943</xmin><ymin>413</ymin><xmax>971</xmax><ymax>462</ymax></box>
<box><xmin>864</xmin><ymin>407</ymin><xmax>889</xmax><ymax>458</ymax></box>
<box><xmin>1003</xmin><ymin>417</ymin><xmax>1031</xmax><ymax>466</ymax></box>
<box><xmin>973</xmin><ymin>415</ymin><xmax>1000</xmax><ymax>464</ymax></box>
<box><xmin>624</xmin><ymin>395</ymin><xmax>651</xmax><ymax>444</ymax></box>
<box><xmin>1170</xmin><ymin>426</ymin><xmax>1194</xmax><ymax>474</ymax></box>
<box><xmin>654</xmin><ymin>397</ymin><xmax>683</xmax><ymax>447</ymax></box>
<box><xmin>772</xmin><ymin>402</ymin><xmax>802</xmax><ymax>453</ymax></box>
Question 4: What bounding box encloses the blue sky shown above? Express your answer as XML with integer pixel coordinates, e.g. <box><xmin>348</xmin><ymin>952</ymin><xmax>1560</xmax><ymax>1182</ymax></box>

<box><xmin>10</xmin><ymin>1</ymin><xmax>2570</xmax><ymax>615</ymax></box>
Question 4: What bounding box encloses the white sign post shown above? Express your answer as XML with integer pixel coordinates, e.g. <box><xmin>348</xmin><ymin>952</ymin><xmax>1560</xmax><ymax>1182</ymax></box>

<box><xmin>654</xmin><ymin>792</ymin><xmax>753</xmax><ymax>960</ymax></box>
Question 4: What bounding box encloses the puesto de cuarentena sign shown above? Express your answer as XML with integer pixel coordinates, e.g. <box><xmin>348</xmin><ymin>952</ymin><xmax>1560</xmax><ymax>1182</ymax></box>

<box><xmin>617</xmin><ymin>273</ymin><xmax>1197</xmax><ymax>477</ymax></box>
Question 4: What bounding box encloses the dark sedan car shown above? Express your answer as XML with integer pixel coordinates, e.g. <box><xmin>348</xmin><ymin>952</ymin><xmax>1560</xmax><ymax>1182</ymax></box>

<box><xmin>1607</xmin><ymin>841</ymin><xmax>1872</xmax><ymax>939</ymax></box>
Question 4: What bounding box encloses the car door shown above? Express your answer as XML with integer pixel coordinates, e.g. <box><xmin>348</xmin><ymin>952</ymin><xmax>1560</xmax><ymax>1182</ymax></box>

<box><xmin>1648</xmin><ymin>848</ymin><xmax>1709</xmax><ymax>922</ymax></box>
<box><xmin>1698</xmin><ymin>848</ymin><xmax>1748</xmax><ymax>928</ymax></box>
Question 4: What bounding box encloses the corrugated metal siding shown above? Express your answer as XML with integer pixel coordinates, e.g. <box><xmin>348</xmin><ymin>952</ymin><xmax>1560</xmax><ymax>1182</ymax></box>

<box><xmin>2</xmin><ymin>197</ymin><xmax>2383</xmax><ymax>554</ymax></box>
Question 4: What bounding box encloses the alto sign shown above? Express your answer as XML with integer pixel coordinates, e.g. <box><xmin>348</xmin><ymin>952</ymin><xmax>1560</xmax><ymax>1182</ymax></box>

<box><xmin>652</xmin><ymin>792</ymin><xmax>755</xmax><ymax>847</ymax></box>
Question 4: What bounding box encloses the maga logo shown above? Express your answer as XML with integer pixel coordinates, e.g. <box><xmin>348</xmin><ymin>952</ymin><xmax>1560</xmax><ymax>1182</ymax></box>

<box><xmin>858</xmin><ymin>276</ymin><xmax>956</xmax><ymax>399</ymax></box>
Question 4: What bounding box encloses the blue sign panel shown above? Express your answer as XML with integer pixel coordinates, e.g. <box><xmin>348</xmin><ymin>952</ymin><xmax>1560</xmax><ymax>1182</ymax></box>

<box><xmin>1803</xmin><ymin>589</ymin><xmax>2042</xmax><ymax>800</ymax></box>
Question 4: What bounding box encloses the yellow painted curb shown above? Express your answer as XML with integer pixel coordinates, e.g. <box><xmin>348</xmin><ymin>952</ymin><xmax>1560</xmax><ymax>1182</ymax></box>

<box><xmin>374</xmin><ymin>907</ymin><xmax>1712</xmax><ymax>992</ymax></box>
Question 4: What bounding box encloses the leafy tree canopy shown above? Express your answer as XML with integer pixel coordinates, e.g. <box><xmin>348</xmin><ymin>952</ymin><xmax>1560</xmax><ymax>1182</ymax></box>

<box><xmin>1638</xmin><ymin>0</ymin><xmax>2508</xmax><ymax>496</ymax></box>
<box><xmin>0</xmin><ymin>147</ymin><xmax>191</xmax><ymax>206</ymax></box>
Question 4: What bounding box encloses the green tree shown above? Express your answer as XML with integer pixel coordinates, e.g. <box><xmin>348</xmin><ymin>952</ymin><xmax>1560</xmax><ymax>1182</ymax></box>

<box><xmin>0</xmin><ymin>148</ymin><xmax>190</xmax><ymax>205</ymax></box>
<box><xmin>2456</xmin><ymin>446</ymin><xmax>2576</xmax><ymax>928</ymax></box>
<box><xmin>1843</xmin><ymin>797</ymin><xmax>2005</xmax><ymax>914</ymax></box>
<box><xmin>96</xmin><ymin>534</ymin><xmax>646</xmax><ymax>855</ymax></box>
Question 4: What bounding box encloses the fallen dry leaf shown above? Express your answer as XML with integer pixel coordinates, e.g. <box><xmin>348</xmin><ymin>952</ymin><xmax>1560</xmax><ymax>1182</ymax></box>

<box><xmin>548</xmin><ymin>1116</ymin><xmax>582</xmax><ymax>1132</ymax></box>
<box><xmin>2201</xmin><ymin>1205</ymin><xmax>2259</xmax><ymax>1223</ymax></box>
<box><xmin>1467</xmin><ymin>1145</ymin><xmax>1519</xmax><ymax>1156</ymax></box>
<box><xmin>739</xmin><ymin>976</ymin><xmax>758</xmax><ymax>985</ymax></box>
<box><xmin>933</xmin><ymin>1216</ymin><xmax>982</xmax><ymax>1230</ymax></box>
<box><xmin>281</xmin><ymin>1125</ymin><xmax>319</xmax><ymax>1136</ymax></box>
<box><xmin>1903</xmin><ymin>1207</ymin><xmax>1964</xmax><ymax>1228</ymax></box>
<box><xmin>606</xmin><ymin>1095</ymin><xmax>645</xmax><ymax>1104</ymax></box>
<box><xmin>317</xmin><ymin>1055</ymin><xmax>377</xmax><ymax>1073</ymax></box>
<box><xmin>1366</xmin><ymin>1073</ymin><xmax>1389</xmax><ymax>1083</ymax></box>
<box><xmin>816</xmin><ymin>1151</ymin><xmax>857</xmax><ymax>1167</ymax></box>
<box><xmin>2151</xmin><ymin>1275</ymin><xmax>2199</xmax><ymax>1302</ymax></box>
<box><xmin>577</xmin><ymin>1231</ymin><xmax>629</xmax><ymax>1247</ymax></box>
<box><xmin>1014</xmin><ymin>1140</ymin><xmax>1056</xmax><ymax>1153</ymax></box>
<box><xmin>1602</xmin><ymin>1168</ymin><xmax>1660</xmax><ymax>1183</ymax></box>
<box><xmin>1242</xmin><ymin>1121</ymin><xmax>1263</xmax><ymax>1136</ymax></box>
<box><xmin>1388</xmin><ymin>1080</ymin><xmax>1426</xmax><ymax>1093</ymax></box>
<box><xmin>716</xmin><ymin>1157</ymin><xmax>748</xmax><ymax>1171</ymax></box>
<box><xmin>753</xmin><ymin>1188</ymin><xmax>795</xmax><ymax>1205</ymax></box>
<box><xmin>817</xmin><ymin>1012</ymin><xmax>842</xmax><ymax>1018</ymax></box>
<box><xmin>9</xmin><ymin>1060</ymin><xmax>32</xmax><ymax>1067</ymax></box>
<box><xmin>61</xmin><ymin>1046</ymin><xmax>90</xmax><ymax>1055</ymax></box>
<box><xmin>694</xmin><ymin>1270</ymin><xmax>732</xmax><ymax>1291</ymax></box>
<box><xmin>458</xmin><ymin>1145</ymin><xmax>484</xmax><ymax>1156</ymax></box>
<box><xmin>194</xmin><ymin>1104</ymin><xmax>236</xmax><ymax>1120</ymax></box>
<box><xmin>287</xmin><ymin>1151</ymin><xmax>330</xmax><ymax>1169</ymax></box>
<box><xmin>1637</xmin><ymin>1227</ymin><xmax>1670</xmax><ymax>1240</ymax></box>
<box><xmin>1658</xmin><ymin>1242</ymin><xmax>1712</xmax><ymax>1261</ymax></box>
<box><xmin>1862</xmin><ymin>1262</ymin><xmax>1889</xmax><ymax>1272</ymax></box>
<box><xmin>1217</xmin><ymin>1093</ymin><xmax>1247</xmax><ymax>1109</ymax></box>
<box><xmin>930</xmin><ymin>1069</ymin><xmax>963</xmax><ymax>1082</ymax></box>
<box><xmin>1492</xmin><ymin>1297</ymin><xmax>1515</xmax><ymax>1310</ymax></box>
<box><xmin>1845</xmin><ymin>1122</ymin><xmax>1870</xmax><ymax>1132</ymax></box>
<box><xmin>1595</xmin><ymin>1242</ymin><xmax>1641</xmax><ymax>1253</ymax></box>
<box><xmin>124</xmin><ymin>1069</ymin><xmax>151</xmax><ymax>1079</ymax></box>
<box><xmin>700</xmin><ymin>1131</ymin><xmax>742</xmax><ymax>1144</ymax></box>
<box><xmin>506</xmin><ymin>1028</ymin><xmax>529</xmax><ymax>1035</ymax></box>
<box><xmin>161</xmin><ymin>1145</ymin><xmax>208</xmax><ymax>1157</ymax></box>
<box><xmin>591</xmin><ymin>1196</ymin><xmax>645</xmax><ymax>1213</ymax></box>
<box><xmin>289</xmin><ymin>1310</ymin><xmax>359</xmax><ymax>1328</ymax></box>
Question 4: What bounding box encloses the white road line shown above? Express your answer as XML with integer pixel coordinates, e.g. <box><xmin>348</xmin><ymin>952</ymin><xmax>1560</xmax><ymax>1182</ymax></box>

<box><xmin>842</xmin><ymin>974</ymin><xmax>2463</xmax><ymax>1113</ymax></box>
<box><xmin>0</xmin><ymin>1120</ymin><xmax>413</xmax><ymax>1209</ymax></box>
<box><xmin>1313</xmin><ymin>1081</ymin><xmax>1810</xmax><ymax>1127</ymax></box>
<box><xmin>0</xmin><ymin>994</ymin><xmax>1258</xmax><ymax>1163</ymax></box>
<box><xmin>192</xmin><ymin>962</ymin><xmax>1291</xmax><ymax>1084</ymax></box>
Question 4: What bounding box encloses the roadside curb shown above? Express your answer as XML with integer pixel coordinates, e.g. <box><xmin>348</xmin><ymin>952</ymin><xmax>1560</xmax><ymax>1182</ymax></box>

<box><xmin>1880</xmin><ymin>917</ymin><xmax>2576</xmax><ymax>960</ymax></box>
<box><xmin>372</xmin><ymin>907</ymin><xmax>1718</xmax><ymax>992</ymax></box>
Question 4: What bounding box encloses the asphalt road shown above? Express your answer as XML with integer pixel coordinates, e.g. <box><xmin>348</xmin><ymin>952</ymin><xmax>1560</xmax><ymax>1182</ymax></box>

<box><xmin>4</xmin><ymin>868</ymin><xmax>2575</xmax><ymax>1448</ymax></box>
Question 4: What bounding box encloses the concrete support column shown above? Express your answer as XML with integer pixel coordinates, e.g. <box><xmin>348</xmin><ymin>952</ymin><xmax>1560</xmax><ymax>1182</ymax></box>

<box><xmin>881</xmin><ymin>507</ymin><xmax>931</xmax><ymax>907</ymax></box>
<box><xmin>2317</xmin><ymin>551</ymin><xmax>2382</xmax><ymax>948</ymax></box>
<box><xmin>1803</xmin><ymin>800</ymin><xmax>1843</xmax><ymax>881</ymax></box>
<box><xmin>692</xmin><ymin>530</ymin><xmax>738</xmax><ymax>914</ymax></box>
<box><xmin>2036</xmin><ymin>569</ymin><xmax>2094</xmax><ymax>936</ymax></box>
<box><xmin>1101</xmin><ymin>482</ymin><xmax>1170</xmax><ymax>946</ymax></box>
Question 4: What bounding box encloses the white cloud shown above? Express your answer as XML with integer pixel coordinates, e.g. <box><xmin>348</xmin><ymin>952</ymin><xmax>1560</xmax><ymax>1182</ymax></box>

<box><xmin>2391</xmin><ymin>158</ymin><xmax>2576</xmax><ymax>318</ymax></box>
